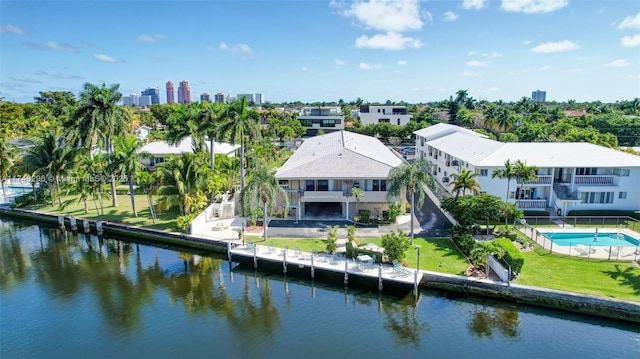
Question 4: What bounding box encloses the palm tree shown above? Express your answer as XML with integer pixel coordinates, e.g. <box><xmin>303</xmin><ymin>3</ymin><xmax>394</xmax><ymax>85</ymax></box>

<box><xmin>72</xmin><ymin>82</ymin><xmax>130</xmax><ymax>207</ymax></box>
<box><xmin>240</xmin><ymin>161</ymin><xmax>288</xmax><ymax>242</ymax></box>
<box><xmin>0</xmin><ymin>137</ymin><xmax>15</xmax><ymax>198</ymax></box>
<box><xmin>136</xmin><ymin>171</ymin><xmax>157</xmax><ymax>223</ymax></box>
<box><xmin>218</xmin><ymin>97</ymin><xmax>261</xmax><ymax>191</ymax></box>
<box><xmin>513</xmin><ymin>159</ymin><xmax>539</xmax><ymax>200</ymax></box>
<box><xmin>450</xmin><ymin>169</ymin><xmax>481</xmax><ymax>198</ymax></box>
<box><xmin>492</xmin><ymin>160</ymin><xmax>516</xmax><ymax>202</ymax></box>
<box><xmin>350</xmin><ymin>187</ymin><xmax>365</xmax><ymax>215</ymax></box>
<box><xmin>20</xmin><ymin>131</ymin><xmax>77</xmax><ymax>206</ymax></box>
<box><xmin>386</xmin><ymin>159</ymin><xmax>435</xmax><ymax>243</ymax></box>
<box><xmin>112</xmin><ymin>135</ymin><xmax>150</xmax><ymax>217</ymax></box>
<box><xmin>154</xmin><ymin>152</ymin><xmax>207</xmax><ymax>215</ymax></box>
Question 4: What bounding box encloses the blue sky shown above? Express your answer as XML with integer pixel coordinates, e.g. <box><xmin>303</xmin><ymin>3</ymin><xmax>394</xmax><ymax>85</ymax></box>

<box><xmin>1</xmin><ymin>0</ymin><xmax>639</xmax><ymax>104</ymax></box>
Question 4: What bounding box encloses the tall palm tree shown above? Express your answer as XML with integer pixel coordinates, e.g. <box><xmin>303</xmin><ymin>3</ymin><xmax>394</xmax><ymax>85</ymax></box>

<box><xmin>136</xmin><ymin>171</ymin><xmax>157</xmax><ymax>223</ymax></box>
<box><xmin>240</xmin><ymin>160</ymin><xmax>288</xmax><ymax>242</ymax></box>
<box><xmin>492</xmin><ymin>160</ymin><xmax>516</xmax><ymax>202</ymax></box>
<box><xmin>154</xmin><ymin>152</ymin><xmax>207</xmax><ymax>215</ymax></box>
<box><xmin>386</xmin><ymin>159</ymin><xmax>435</xmax><ymax>243</ymax></box>
<box><xmin>218</xmin><ymin>97</ymin><xmax>261</xmax><ymax>191</ymax></box>
<box><xmin>112</xmin><ymin>135</ymin><xmax>150</xmax><ymax>217</ymax></box>
<box><xmin>450</xmin><ymin>169</ymin><xmax>481</xmax><ymax>198</ymax></box>
<box><xmin>72</xmin><ymin>82</ymin><xmax>130</xmax><ymax>207</ymax></box>
<box><xmin>20</xmin><ymin>131</ymin><xmax>77</xmax><ymax>206</ymax></box>
<box><xmin>513</xmin><ymin>160</ymin><xmax>539</xmax><ymax>200</ymax></box>
<box><xmin>0</xmin><ymin>137</ymin><xmax>15</xmax><ymax>198</ymax></box>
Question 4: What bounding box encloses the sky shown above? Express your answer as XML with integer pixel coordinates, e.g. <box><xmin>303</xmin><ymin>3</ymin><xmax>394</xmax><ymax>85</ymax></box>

<box><xmin>1</xmin><ymin>0</ymin><xmax>639</xmax><ymax>104</ymax></box>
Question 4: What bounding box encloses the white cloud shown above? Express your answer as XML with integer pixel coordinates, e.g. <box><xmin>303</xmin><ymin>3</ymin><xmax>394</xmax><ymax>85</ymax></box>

<box><xmin>604</xmin><ymin>59</ymin><xmax>630</xmax><ymax>67</ymax></box>
<box><xmin>24</xmin><ymin>41</ymin><xmax>79</xmax><ymax>52</ymax></box>
<box><xmin>94</xmin><ymin>53</ymin><xmax>122</xmax><ymax>63</ymax></box>
<box><xmin>397</xmin><ymin>60</ymin><xmax>408</xmax><ymax>65</ymax></box>
<box><xmin>219</xmin><ymin>42</ymin><xmax>253</xmax><ymax>54</ymax></box>
<box><xmin>483</xmin><ymin>51</ymin><xmax>503</xmax><ymax>57</ymax></box>
<box><xmin>341</xmin><ymin>0</ymin><xmax>425</xmax><ymax>32</ymax></box>
<box><xmin>522</xmin><ymin>40</ymin><xmax>531</xmax><ymax>45</ymax></box>
<box><xmin>621</xmin><ymin>34</ymin><xmax>640</xmax><ymax>48</ymax></box>
<box><xmin>355</xmin><ymin>32</ymin><xmax>422</xmax><ymax>50</ymax></box>
<box><xmin>138</xmin><ymin>34</ymin><xmax>166</xmax><ymax>42</ymax></box>
<box><xmin>531</xmin><ymin>40</ymin><xmax>579</xmax><ymax>53</ymax></box>
<box><xmin>618</xmin><ymin>13</ymin><xmax>640</xmax><ymax>29</ymax></box>
<box><xmin>443</xmin><ymin>11</ymin><xmax>458</xmax><ymax>22</ymax></box>
<box><xmin>468</xmin><ymin>51</ymin><xmax>476</xmax><ymax>56</ymax></box>
<box><xmin>334</xmin><ymin>59</ymin><xmax>346</xmax><ymax>66</ymax></box>
<box><xmin>0</xmin><ymin>23</ymin><xmax>25</xmax><ymax>34</ymax></box>
<box><xmin>501</xmin><ymin>0</ymin><xmax>569</xmax><ymax>14</ymax></box>
<box><xmin>411</xmin><ymin>87</ymin><xmax>420</xmax><ymax>91</ymax></box>
<box><xmin>462</xmin><ymin>71</ymin><xmax>480</xmax><ymax>77</ymax></box>
<box><xmin>539</xmin><ymin>65</ymin><xmax>551</xmax><ymax>70</ymax></box>
<box><xmin>466</xmin><ymin>60</ymin><xmax>490</xmax><ymax>67</ymax></box>
<box><xmin>302</xmin><ymin>67</ymin><xmax>314</xmax><ymax>73</ymax></box>
<box><xmin>359</xmin><ymin>62</ymin><xmax>382</xmax><ymax>70</ymax></box>
<box><xmin>462</xmin><ymin>0</ymin><xmax>486</xmax><ymax>10</ymax></box>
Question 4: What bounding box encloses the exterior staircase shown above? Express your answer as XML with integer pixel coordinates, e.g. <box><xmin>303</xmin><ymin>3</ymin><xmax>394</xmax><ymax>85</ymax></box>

<box><xmin>553</xmin><ymin>182</ymin><xmax>579</xmax><ymax>200</ymax></box>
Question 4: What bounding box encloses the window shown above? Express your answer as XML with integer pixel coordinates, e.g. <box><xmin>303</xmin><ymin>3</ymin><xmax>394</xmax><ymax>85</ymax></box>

<box><xmin>305</xmin><ymin>180</ymin><xmax>315</xmax><ymax>191</ymax></box>
<box><xmin>478</xmin><ymin>169</ymin><xmax>488</xmax><ymax>177</ymax></box>
<box><xmin>372</xmin><ymin>180</ymin><xmax>387</xmax><ymax>191</ymax></box>
<box><xmin>619</xmin><ymin>192</ymin><xmax>627</xmax><ymax>199</ymax></box>
<box><xmin>317</xmin><ymin>180</ymin><xmax>329</xmax><ymax>191</ymax></box>
<box><xmin>576</xmin><ymin>168</ymin><xmax>597</xmax><ymax>175</ymax></box>
<box><xmin>378</xmin><ymin>118</ymin><xmax>390</xmax><ymax>123</ymax></box>
<box><xmin>581</xmin><ymin>191</ymin><xmax>614</xmax><ymax>204</ymax></box>
<box><xmin>613</xmin><ymin>168</ymin><xmax>630</xmax><ymax>176</ymax></box>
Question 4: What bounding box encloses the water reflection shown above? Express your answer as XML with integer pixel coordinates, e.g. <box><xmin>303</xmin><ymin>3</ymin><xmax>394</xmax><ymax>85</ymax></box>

<box><xmin>468</xmin><ymin>306</ymin><xmax>520</xmax><ymax>338</ymax></box>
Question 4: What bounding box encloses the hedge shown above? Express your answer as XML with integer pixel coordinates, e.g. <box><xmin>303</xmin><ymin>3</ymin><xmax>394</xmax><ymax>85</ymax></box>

<box><xmin>493</xmin><ymin>237</ymin><xmax>524</xmax><ymax>275</ymax></box>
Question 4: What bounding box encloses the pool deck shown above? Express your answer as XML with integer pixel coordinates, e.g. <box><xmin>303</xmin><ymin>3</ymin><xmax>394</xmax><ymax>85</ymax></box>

<box><xmin>523</xmin><ymin>227</ymin><xmax>640</xmax><ymax>261</ymax></box>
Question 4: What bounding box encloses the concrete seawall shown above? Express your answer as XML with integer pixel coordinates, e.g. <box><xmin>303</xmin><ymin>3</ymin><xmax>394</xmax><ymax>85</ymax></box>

<box><xmin>1</xmin><ymin>207</ymin><xmax>639</xmax><ymax>324</ymax></box>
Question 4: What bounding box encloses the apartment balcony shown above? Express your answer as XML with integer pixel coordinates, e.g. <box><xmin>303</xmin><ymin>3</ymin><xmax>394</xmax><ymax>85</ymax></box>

<box><xmin>301</xmin><ymin>190</ymin><xmax>390</xmax><ymax>203</ymax></box>
<box><xmin>517</xmin><ymin>175</ymin><xmax>552</xmax><ymax>185</ymax></box>
<box><xmin>516</xmin><ymin>200</ymin><xmax>547</xmax><ymax>209</ymax></box>
<box><xmin>574</xmin><ymin>175</ymin><xmax>614</xmax><ymax>185</ymax></box>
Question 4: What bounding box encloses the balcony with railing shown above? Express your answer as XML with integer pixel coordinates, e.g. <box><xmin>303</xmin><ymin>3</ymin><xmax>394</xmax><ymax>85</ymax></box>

<box><xmin>574</xmin><ymin>175</ymin><xmax>614</xmax><ymax>185</ymax></box>
<box><xmin>516</xmin><ymin>200</ymin><xmax>547</xmax><ymax>209</ymax></box>
<box><xmin>517</xmin><ymin>175</ymin><xmax>552</xmax><ymax>185</ymax></box>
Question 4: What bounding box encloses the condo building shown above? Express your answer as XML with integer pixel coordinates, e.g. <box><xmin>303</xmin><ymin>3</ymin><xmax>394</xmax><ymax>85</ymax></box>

<box><xmin>166</xmin><ymin>81</ymin><xmax>175</xmax><ymax>104</ymax></box>
<box><xmin>177</xmin><ymin>80</ymin><xmax>192</xmax><ymax>104</ymax></box>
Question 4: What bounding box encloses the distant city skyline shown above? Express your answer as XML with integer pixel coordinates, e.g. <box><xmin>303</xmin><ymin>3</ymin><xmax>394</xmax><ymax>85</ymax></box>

<box><xmin>1</xmin><ymin>1</ymin><xmax>639</xmax><ymax>104</ymax></box>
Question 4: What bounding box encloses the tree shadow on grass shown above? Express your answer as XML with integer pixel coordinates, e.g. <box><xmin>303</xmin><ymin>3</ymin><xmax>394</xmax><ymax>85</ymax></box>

<box><xmin>602</xmin><ymin>264</ymin><xmax>640</xmax><ymax>296</ymax></box>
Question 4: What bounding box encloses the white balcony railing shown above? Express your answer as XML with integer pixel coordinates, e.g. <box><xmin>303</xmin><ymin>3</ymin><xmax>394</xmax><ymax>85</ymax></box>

<box><xmin>574</xmin><ymin>175</ymin><xmax>614</xmax><ymax>185</ymax></box>
<box><xmin>516</xmin><ymin>200</ymin><xmax>547</xmax><ymax>209</ymax></box>
<box><xmin>517</xmin><ymin>175</ymin><xmax>552</xmax><ymax>185</ymax></box>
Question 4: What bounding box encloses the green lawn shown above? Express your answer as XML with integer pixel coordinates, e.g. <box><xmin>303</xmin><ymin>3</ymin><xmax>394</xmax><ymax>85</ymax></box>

<box><xmin>28</xmin><ymin>194</ymin><xmax>180</xmax><ymax>232</ymax></box>
<box><xmin>513</xmin><ymin>247</ymin><xmax>640</xmax><ymax>302</ymax></box>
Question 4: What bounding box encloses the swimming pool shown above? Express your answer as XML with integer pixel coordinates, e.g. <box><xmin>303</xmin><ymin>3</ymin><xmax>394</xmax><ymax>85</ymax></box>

<box><xmin>541</xmin><ymin>231</ymin><xmax>640</xmax><ymax>247</ymax></box>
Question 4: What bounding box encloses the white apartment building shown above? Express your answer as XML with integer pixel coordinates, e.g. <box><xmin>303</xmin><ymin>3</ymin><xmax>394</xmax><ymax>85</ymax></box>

<box><xmin>358</xmin><ymin>105</ymin><xmax>412</xmax><ymax>126</ymax></box>
<box><xmin>297</xmin><ymin>106</ymin><xmax>345</xmax><ymax>136</ymax></box>
<box><xmin>415</xmin><ymin>124</ymin><xmax>640</xmax><ymax>215</ymax></box>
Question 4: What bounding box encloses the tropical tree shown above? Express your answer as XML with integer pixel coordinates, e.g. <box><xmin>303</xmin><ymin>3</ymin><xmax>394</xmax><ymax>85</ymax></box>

<box><xmin>350</xmin><ymin>187</ymin><xmax>365</xmax><ymax>215</ymax></box>
<box><xmin>136</xmin><ymin>171</ymin><xmax>157</xmax><ymax>223</ymax></box>
<box><xmin>71</xmin><ymin>82</ymin><xmax>130</xmax><ymax>207</ymax></box>
<box><xmin>513</xmin><ymin>160</ymin><xmax>539</xmax><ymax>200</ymax></box>
<box><xmin>491</xmin><ymin>160</ymin><xmax>516</xmax><ymax>202</ymax></box>
<box><xmin>112</xmin><ymin>135</ymin><xmax>150</xmax><ymax>217</ymax></box>
<box><xmin>218</xmin><ymin>97</ymin><xmax>261</xmax><ymax>191</ymax></box>
<box><xmin>386</xmin><ymin>159</ymin><xmax>435</xmax><ymax>243</ymax></box>
<box><xmin>450</xmin><ymin>169</ymin><xmax>481</xmax><ymax>198</ymax></box>
<box><xmin>240</xmin><ymin>161</ymin><xmax>288</xmax><ymax>241</ymax></box>
<box><xmin>154</xmin><ymin>152</ymin><xmax>208</xmax><ymax>216</ymax></box>
<box><xmin>0</xmin><ymin>137</ymin><xmax>16</xmax><ymax>198</ymax></box>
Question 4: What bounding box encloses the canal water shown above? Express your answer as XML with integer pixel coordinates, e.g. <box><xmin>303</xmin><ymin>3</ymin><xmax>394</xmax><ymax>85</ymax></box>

<box><xmin>1</xmin><ymin>218</ymin><xmax>638</xmax><ymax>358</ymax></box>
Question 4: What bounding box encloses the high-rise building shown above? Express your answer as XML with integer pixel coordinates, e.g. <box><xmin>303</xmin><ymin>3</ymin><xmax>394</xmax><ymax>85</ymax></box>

<box><xmin>237</xmin><ymin>93</ymin><xmax>254</xmax><ymax>104</ymax></box>
<box><xmin>200</xmin><ymin>93</ymin><xmax>212</xmax><ymax>103</ymax></box>
<box><xmin>254</xmin><ymin>93</ymin><xmax>264</xmax><ymax>105</ymax></box>
<box><xmin>139</xmin><ymin>95</ymin><xmax>152</xmax><ymax>107</ymax></box>
<box><xmin>214</xmin><ymin>93</ymin><xmax>226</xmax><ymax>104</ymax></box>
<box><xmin>122</xmin><ymin>93</ymin><xmax>139</xmax><ymax>107</ymax></box>
<box><xmin>142</xmin><ymin>87</ymin><xmax>160</xmax><ymax>104</ymax></box>
<box><xmin>177</xmin><ymin>80</ymin><xmax>192</xmax><ymax>104</ymax></box>
<box><xmin>532</xmin><ymin>90</ymin><xmax>546</xmax><ymax>102</ymax></box>
<box><xmin>166</xmin><ymin>81</ymin><xmax>175</xmax><ymax>104</ymax></box>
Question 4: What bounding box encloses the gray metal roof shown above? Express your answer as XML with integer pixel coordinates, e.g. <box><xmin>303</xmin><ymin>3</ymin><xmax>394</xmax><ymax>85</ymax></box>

<box><xmin>276</xmin><ymin>131</ymin><xmax>403</xmax><ymax>179</ymax></box>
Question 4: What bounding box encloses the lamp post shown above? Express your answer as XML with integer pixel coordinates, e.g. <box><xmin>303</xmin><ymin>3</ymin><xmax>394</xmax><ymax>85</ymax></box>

<box><xmin>415</xmin><ymin>245</ymin><xmax>421</xmax><ymax>271</ymax></box>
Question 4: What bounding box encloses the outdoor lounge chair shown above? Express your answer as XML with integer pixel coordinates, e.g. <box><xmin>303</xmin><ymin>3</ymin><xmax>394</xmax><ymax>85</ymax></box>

<box><xmin>392</xmin><ymin>259</ymin><xmax>411</xmax><ymax>277</ymax></box>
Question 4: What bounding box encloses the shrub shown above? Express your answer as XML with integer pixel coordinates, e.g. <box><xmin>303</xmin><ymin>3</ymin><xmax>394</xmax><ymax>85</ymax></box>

<box><xmin>326</xmin><ymin>225</ymin><xmax>338</xmax><ymax>254</ymax></box>
<box><xmin>176</xmin><ymin>214</ymin><xmax>195</xmax><ymax>232</ymax></box>
<box><xmin>388</xmin><ymin>203</ymin><xmax>402</xmax><ymax>223</ymax></box>
<box><xmin>359</xmin><ymin>209</ymin><xmax>370</xmax><ymax>223</ymax></box>
<box><xmin>493</xmin><ymin>237</ymin><xmax>524</xmax><ymax>275</ymax></box>
<box><xmin>381</xmin><ymin>229</ymin><xmax>410</xmax><ymax>262</ymax></box>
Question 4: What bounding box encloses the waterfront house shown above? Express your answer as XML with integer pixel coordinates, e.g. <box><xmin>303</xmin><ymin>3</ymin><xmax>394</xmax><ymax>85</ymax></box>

<box><xmin>414</xmin><ymin>123</ymin><xmax>640</xmax><ymax>215</ymax></box>
<box><xmin>358</xmin><ymin>104</ymin><xmax>412</xmax><ymax>126</ymax></box>
<box><xmin>275</xmin><ymin>130</ymin><xmax>404</xmax><ymax>220</ymax></box>
<box><xmin>138</xmin><ymin>137</ymin><xmax>240</xmax><ymax>169</ymax></box>
<box><xmin>297</xmin><ymin>106</ymin><xmax>345</xmax><ymax>136</ymax></box>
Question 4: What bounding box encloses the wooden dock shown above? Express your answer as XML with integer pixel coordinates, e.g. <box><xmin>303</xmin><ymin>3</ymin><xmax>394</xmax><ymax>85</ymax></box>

<box><xmin>229</xmin><ymin>243</ymin><xmax>422</xmax><ymax>292</ymax></box>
